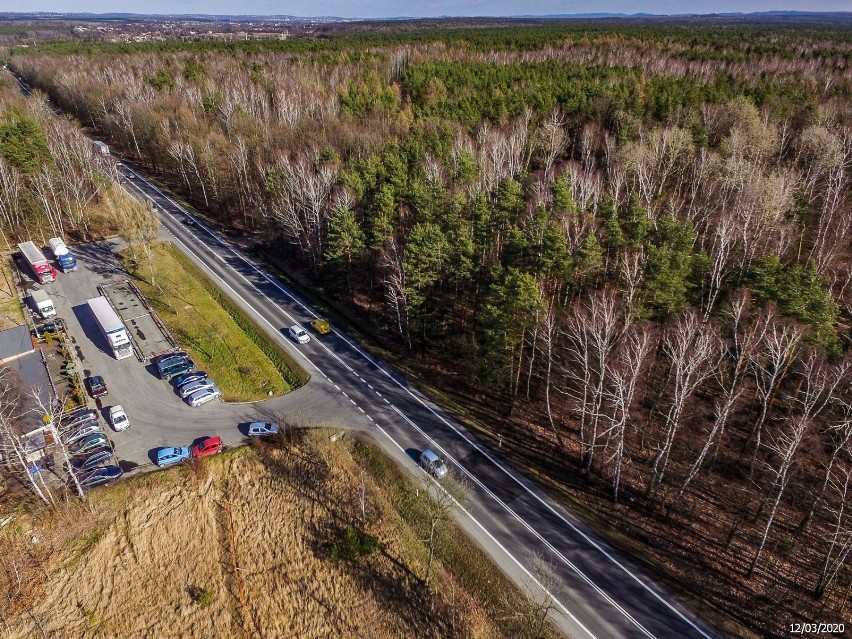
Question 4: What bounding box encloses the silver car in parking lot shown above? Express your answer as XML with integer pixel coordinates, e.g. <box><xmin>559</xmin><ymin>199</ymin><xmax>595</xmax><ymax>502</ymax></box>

<box><xmin>178</xmin><ymin>379</ymin><xmax>216</xmax><ymax>399</ymax></box>
<box><xmin>187</xmin><ymin>386</ymin><xmax>221</xmax><ymax>407</ymax></box>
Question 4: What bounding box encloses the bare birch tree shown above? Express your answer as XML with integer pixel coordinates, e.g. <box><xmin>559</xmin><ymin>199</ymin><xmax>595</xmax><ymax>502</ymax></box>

<box><xmin>602</xmin><ymin>324</ymin><xmax>653</xmax><ymax>503</ymax></box>
<box><xmin>648</xmin><ymin>310</ymin><xmax>721</xmax><ymax>499</ymax></box>
<box><xmin>669</xmin><ymin>293</ymin><xmax>763</xmax><ymax>515</ymax></box>
<box><xmin>558</xmin><ymin>288</ymin><xmax>624</xmax><ymax>472</ymax></box>
<box><xmin>747</xmin><ymin>316</ymin><xmax>804</xmax><ymax>482</ymax></box>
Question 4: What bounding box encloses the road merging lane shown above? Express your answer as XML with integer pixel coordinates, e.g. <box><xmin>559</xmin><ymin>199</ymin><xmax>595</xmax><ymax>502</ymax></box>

<box><xmin>120</xmin><ymin>164</ymin><xmax>716</xmax><ymax>639</ymax></box>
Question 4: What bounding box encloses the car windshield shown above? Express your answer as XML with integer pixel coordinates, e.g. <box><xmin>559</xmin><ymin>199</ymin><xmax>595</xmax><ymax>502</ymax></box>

<box><xmin>114</xmin><ymin>414</ymin><xmax>126</xmax><ymax>423</ymax></box>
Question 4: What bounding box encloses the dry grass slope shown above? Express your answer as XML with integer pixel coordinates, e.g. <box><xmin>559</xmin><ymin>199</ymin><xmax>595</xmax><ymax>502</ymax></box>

<box><xmin>0</xmin><ymin>434</ymin><xmax>505</xmax><ymax>639</ymax></box>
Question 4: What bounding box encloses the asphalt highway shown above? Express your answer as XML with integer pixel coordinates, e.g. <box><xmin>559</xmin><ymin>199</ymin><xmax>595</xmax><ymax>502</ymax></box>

<box><xmin>116</xmin><ymin>164</ymin><xmax>720</xmax><ymax>639</ymax></box>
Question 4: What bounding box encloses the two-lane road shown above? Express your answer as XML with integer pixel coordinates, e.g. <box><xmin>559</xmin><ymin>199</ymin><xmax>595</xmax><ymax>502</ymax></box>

<box><xmin>120</xmin><ymin>164</ymin><xmax>718</xmax><ymax>639</ymax></box>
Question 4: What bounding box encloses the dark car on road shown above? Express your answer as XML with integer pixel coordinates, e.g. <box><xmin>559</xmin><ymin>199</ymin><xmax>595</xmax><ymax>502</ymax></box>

<box><xmin>85</xmin><ymin>375</ymin><xmax>108</xmax><ymax>398</ymax></box>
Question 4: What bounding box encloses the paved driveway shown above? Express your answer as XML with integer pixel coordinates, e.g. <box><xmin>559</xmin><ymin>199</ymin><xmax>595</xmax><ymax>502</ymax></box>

<box><xmin>49</xmin><ymin>239</ymin><xmax>355</xmax><ymax>472</ymax></box>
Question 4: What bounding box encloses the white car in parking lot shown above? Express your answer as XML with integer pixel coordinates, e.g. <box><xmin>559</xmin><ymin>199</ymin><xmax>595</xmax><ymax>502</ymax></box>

<box><xmin>178</xmin><ymin>379</ymin><xmax>216</xmax><ymax>399</ymax></box>
<box><xmin>109</xmin><ymin>405</ymin><xmax>130</xmax><ymax>432</ymax></box>
<box><xmin>187</xmin><ymin>386</ymin><xmax>221</xmax><ymax>407</ymax></box>
<box><xmin>287</xmin><ymin>324</ymin><xmax>310</xmax><ymax>344</ymax></box>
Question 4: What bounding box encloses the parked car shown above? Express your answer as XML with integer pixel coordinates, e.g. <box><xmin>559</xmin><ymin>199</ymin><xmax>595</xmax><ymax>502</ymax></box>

<box><xmin>248</xmin><ymin>422</ymin><xmax>280</xmax><ymax>437</ymax></box>
<box><xmin>174</xmin><ymin>371</ymin><xmax>208</xmax><ymax>387</ymax></box>
<box><xmin>191</xmin><ymin>436</ymin><xmax>223</xmax><ymax>458</ymax></box>
<box><xmin>309</xmin><ymin>318</ymin><xmax>331</xmax><ymax>335</ymax></box>
<box><xmin>158</xmin><ymin>358</ymin><xmax>195</xmax><ymax>380</ymax></box>
<box><xmin>288</xmin><ymin>324</ymin><xmax>310</xmax><ymax>344</ymax></box>
<box><xmin>69</xmin><ymin>433</ymin><xmax>110</xmax><ymax>456</ymax></box>
<box><xmin>65</xmin><ymin>421</ymin><xmax>103</xmax><ymax>444</ymax></box>
<box><xmin>61</xmin><ymin>409</ymin><xmax>99</xmax><ymax>431</ymax></box>
<box><xmin>156</xmin><ymin>351</ymin><xmax>188</xmax><ymax>365</ymax></box>
<box><xmin>85</xmin><ymin>375</ymin><xmax>108</xmax><ymax>398</ymax></box>
<box><xmin>155</xmin><ymin>447</ymin><xmax>191</xmax><ymax>467</ymax></box>
<box><xmin>78</xmin><ymin>466</ymin><xmax>123</xmax><ymax>488</ymax></box>
<box><xmin>178</xmin><ymin>379</ymin><xmax>216</xmax><ymax>399</ymax></box>
<box><xmin>69</xmin><ymin>446</ymin><xmax>114</xmax><ymax>472</ymax></box>
<box><xmin>419</xmin><ymin>449</ymin><xmax>449</xmax><ymax>479</ymax></box>
<box><xmin>109</xmin><ymin>405</ymin><xmax>130</xmax><ymax>432</ymax></box>
<box><xmin>37</xmin><ymin>318</ymin><xmax>64</xmax><ymax>334</ymax></box>
<box><xmin>187</xmin><ymin>386</ymin><xmax>221</xmax><ymax>407</ymax></box>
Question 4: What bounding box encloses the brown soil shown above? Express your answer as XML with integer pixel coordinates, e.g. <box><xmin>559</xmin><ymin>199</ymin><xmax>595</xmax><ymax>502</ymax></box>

<box><xmin>0</xmin><ymin>435</ymin><xmax>503</xmax><ymax>639</ymax></box>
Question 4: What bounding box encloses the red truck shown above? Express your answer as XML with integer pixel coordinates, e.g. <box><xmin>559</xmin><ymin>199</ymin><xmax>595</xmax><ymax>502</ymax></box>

<box><xmin>18</xmin><ymin>241</ymin><xmax>58</xmax><ymax>284</ymax></box>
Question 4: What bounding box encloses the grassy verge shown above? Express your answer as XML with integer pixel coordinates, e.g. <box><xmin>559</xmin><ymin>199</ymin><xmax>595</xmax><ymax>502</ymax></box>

<box><xmin>353</xmin><ymin>438</ymin><xmax>560</xmax><ymax>639</ymax></box>
<box><xmin>0</xmin><ymin>257</ymin><xmax>25</xmax><ymax>329</ymax></box>
<box><xmin>125</xmin><ymin>243</ymin><xmax>306</xmax><ymax>401</ymax></box>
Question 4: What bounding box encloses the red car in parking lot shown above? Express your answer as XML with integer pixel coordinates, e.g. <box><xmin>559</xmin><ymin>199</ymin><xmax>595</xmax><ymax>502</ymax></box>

<box><xmin>191</xmin><ymin>436</ymin><xmax>223</xmax><ymax>458</ymax></box>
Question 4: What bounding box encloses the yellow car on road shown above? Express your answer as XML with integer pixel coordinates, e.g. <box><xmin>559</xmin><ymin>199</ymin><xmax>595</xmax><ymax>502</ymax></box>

<box><xmin>310</xmin><ymin>318</ymin><xmax>331</xmax><ymax>335</ymax></box>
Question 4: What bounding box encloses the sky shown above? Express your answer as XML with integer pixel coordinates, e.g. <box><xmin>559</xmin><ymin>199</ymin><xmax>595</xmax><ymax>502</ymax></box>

<box><xmin>4</xmin><ymin>0</ymin><xmax>851</xmax><ymax>18</ymax></box>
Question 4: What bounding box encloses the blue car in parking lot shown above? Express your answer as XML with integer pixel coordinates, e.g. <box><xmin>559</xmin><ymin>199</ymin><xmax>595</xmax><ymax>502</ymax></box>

<box><xmin>156</xmin><ymin>447</ymin><xmax>191</xmax><ymax>467</ymax></box>
<box><xmin>79</xmin><ymin>465</ymin><xmax>124</xmax><ymax>489</ymax></box>
<box><xmin>173</xmin><ymin>371</ymin><xmax>208</xmax><ymax>387</ymax></box>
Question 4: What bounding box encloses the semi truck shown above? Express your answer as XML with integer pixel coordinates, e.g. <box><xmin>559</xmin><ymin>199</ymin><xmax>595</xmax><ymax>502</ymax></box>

<box><xmin>30</xmin><ymin>290</ymin><xmax>56</xmax><ymax>318</ymax></box>
<box><xmin>87</xmin><ymin>296</ymin><xmax>133</xmax><ymax>360</ymax></box>
<box><xmin>18</xmin><ymin>242</ymin><xmax>57</xmax><ymax>284</ymax></box>
<box><xmin>47</xmin><ymin>237</ymin><xmax>77</xmax><ymax>272</ymax></box>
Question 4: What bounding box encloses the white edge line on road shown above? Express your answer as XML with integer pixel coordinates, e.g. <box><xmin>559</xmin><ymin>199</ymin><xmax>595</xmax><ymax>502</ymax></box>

<box><xmin>122</xmin><ymin>164</ymin><xmax>712</xmax><ymax>639</ymax></box>
<box><xmin>369</xmin><ymin>417</ymin><xmax>599</xmax><ymax>639</ymax></box>
<box><xmin>388</xmin><ymin>404</ymin><xmax>655</xmax><ymax>639</ymax></box>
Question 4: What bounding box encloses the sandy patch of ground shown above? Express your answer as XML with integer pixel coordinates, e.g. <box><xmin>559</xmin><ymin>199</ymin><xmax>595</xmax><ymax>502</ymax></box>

<box><xmin>1</xmin><ymin>435</ymin><xmax>502</xmax><ymax>639</ymax></box>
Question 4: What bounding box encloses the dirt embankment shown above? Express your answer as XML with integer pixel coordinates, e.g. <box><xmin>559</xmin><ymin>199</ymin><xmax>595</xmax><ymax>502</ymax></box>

<box><xmin>1</xmin><ymin>434</ymin><xmax>504</xmax><ymax>639</ymax></box>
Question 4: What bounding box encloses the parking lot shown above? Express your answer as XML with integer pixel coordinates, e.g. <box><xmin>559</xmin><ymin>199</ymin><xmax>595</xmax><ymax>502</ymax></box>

<box><xmin>42</xmin><ymin>239</ymin><xmax>346</xmax><ymax>474</ymax></box>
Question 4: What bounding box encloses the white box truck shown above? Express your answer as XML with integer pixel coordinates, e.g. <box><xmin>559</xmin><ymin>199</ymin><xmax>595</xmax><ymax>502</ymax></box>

<box><xmin>30</xmin><ymin>290</ymin><xmax>56</xmax><ymax>318</ymax></box>
<box><xmin>87</xmin><ymin>296</ymin><xmax>133</xmax><ymax>360</ymax></box>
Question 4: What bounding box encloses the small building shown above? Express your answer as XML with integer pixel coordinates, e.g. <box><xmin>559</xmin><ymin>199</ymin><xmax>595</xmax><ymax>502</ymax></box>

<box><xmin>0</xmin><ymin>325</ymin><xmax>34</xmax><ymax>364</ymax></box>
<box><xmin>92</xmin><ymin>140</ymin><xmax>110</xmax><ymax>155</ymax></box>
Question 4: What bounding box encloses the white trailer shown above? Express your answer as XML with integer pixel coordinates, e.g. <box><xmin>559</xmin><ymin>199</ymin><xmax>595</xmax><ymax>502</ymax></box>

<box><xmin>30</xmin><ymin>290</ymin><xmax>56</xmax><ymax>318</ymax></box>
<box><xmin>87</xmin><ymin>296</ymin><xmax>133</xmax><ymax>360</ymax></box>
<box><xmin>47</xmin><ymin>237</ymin><xmax>77</xmax><ymax>272</ymax></box>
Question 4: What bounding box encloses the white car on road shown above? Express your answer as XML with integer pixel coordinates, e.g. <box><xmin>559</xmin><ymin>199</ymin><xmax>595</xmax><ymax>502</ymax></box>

<box><xmin>109</xmin><ymin>405</ymin><xmax>130</xmax><ymax>432</ymax></box>
<box><xmin>288</xmin><ymin>324</ymin><xmax>310</xmax><ymax>344</ymax></box>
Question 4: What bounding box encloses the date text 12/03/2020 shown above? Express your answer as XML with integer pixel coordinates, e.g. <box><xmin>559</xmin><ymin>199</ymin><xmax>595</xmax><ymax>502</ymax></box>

<box><xmin>788</xmin><ymin>624</ymin><xmax>845</xmax><ymax>635</ymax></box>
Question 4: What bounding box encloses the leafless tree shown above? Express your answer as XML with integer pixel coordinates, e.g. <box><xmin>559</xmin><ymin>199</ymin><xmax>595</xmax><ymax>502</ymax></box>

<box><xmin>814</xmin><ymin>463</ymin><xmax>852</xmax><ymax>599</ymax></box>
<box><xmin>748</xmin><ymin>412</ymin><xmax>810</xmax><ymax>577</ymax></box>
<box><xmin>558</xmin><ymin>288</ymin><xmax>624</xmax><ymax>472</ymax></box>
<box><xmin>648</xmin><ymin>310</ymin><xmax>721</xmax><ymax>499</ymax></box>
<box><xmin>536</xmin><ymin>108</ymin><xmax>567</xmax><ymax>178</ymax></box>
<box><xmin>602</xmin><ymin>324</ymin><xmax>653</xmax><ymax>503</ymax></box>
<box><xmin>749</xmin><ymin>353</ymin><xmax>850</xmax><ymax>576</ymax></box>
<box><xmin>747</xmin><ymin>315</ymin><xmax>804</xmax><ymax>483</ymax></box>
<box><xmin>799</xmin><ymin>392</ymin><xmax>852</xmax><ymax>533</ymax></box>
<box><xmin>669</xmin><ymin>293</ymin><xmax>763</xmax><ymax>515</ymax></box>
<box><xmin>267</xmin><ymin>150</ymin><xmax>338</xmax><ymax>270</ymax></box>
<box><xmin>537</xmin><ymin>302</ymin><xmax>564</xmax><ymax>449</ymax></box>
<box><xmin>382</xmin><ymin>238</ymin><xmax>411</xmax><ymax>350</ymax></box>
<box><xmin>701</xmin><ymin>209</ymin><xmax>739</xmax><ymax>322</ymax></box>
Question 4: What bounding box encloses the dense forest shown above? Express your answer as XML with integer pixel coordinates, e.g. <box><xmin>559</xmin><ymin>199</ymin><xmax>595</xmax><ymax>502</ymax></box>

<box><xmin>7</xmin><ymin>20</ymin><xmax>852</xmax><ymax>636</ymax></box>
